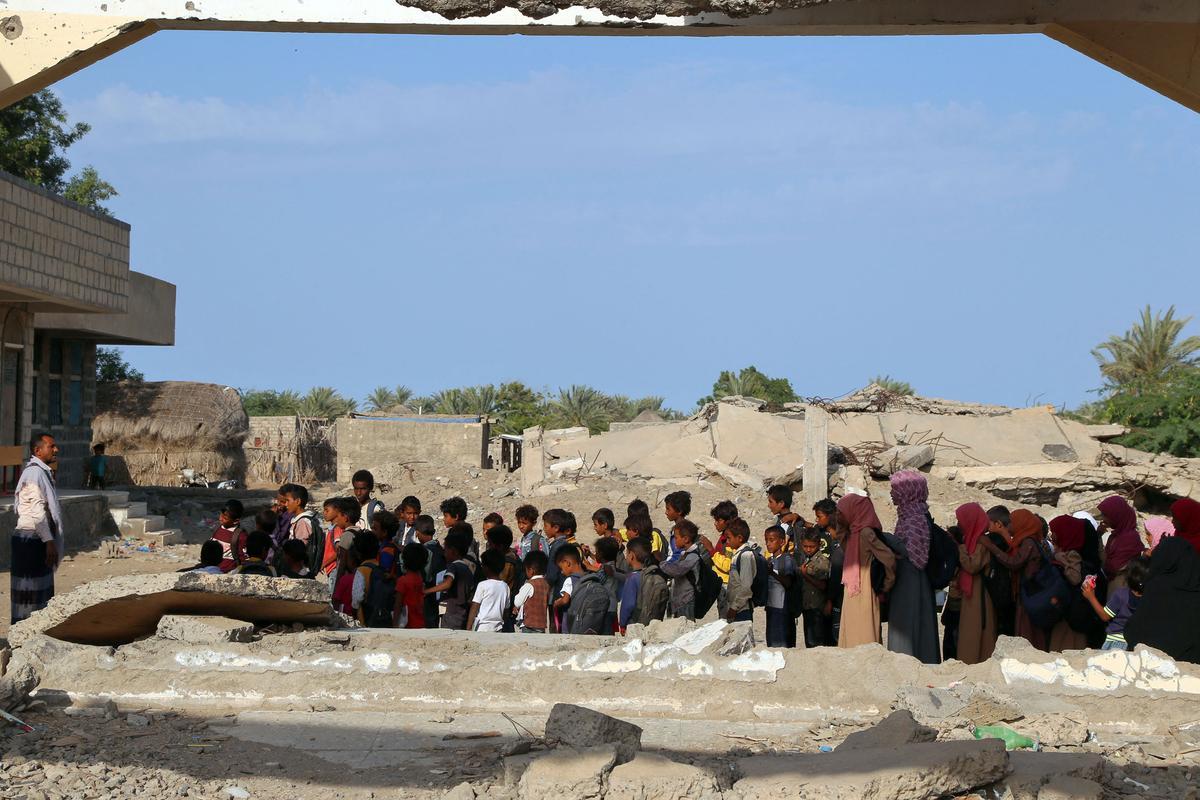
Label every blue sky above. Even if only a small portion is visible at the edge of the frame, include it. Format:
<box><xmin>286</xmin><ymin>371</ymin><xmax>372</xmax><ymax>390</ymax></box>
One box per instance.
<box><xmin>54</xmin><ymin>30</ymin><xmax>1200</xmax><ymax>412</ymax></box>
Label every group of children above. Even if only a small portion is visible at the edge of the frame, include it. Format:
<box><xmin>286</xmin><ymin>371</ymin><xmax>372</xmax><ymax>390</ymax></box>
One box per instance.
<box><xmin>192</xmin><ymin>473</ymin><xmax>842</xmax><ymax>644</ymax></box>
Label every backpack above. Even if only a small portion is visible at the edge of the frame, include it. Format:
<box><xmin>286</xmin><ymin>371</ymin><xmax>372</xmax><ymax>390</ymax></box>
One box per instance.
<box><xmin>378</xmin><ymin>540</ymin><xmax>400</xmax><ymax>577</ymax></box>
<box><xmin>924</xmin><ymin>516</ymin><xmax>960</xmax><ymax>591</ymax></box>
<box><xmin>291</xmin><ymin>512</ymin><xmax>325</xmax><ymax>575</ymax></box>
<box><xmin>1020</xmin><ymin>540</ymin><xmax>1073</xmax><ymax>629</ymax></box>
<box><xmin>363</xmin><ymin>499</ymin><xmax>385</xmax><ymax>528</ymax></box>
<box><xmin>238</xmin><ymin>561</ymin><xmax>275</xmax><ymax>578</ymax></box>
<box><xmin>690</xmin><ymin>550</ymin><xmax>723</xmax><ymax>618</ymax></box>
<box><xmin>362</xmin><ymin>563</ymin><xmax>396</xmax><ymax>628</ymax></box>
<box><xmin>749</xmin><ymin>550</ymin><xmax>771</xmax><ymax>609</ymax></box>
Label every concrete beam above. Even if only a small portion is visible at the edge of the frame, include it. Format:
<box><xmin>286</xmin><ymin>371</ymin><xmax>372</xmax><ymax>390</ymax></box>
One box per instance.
<box><xmin>35</xmin><ymin>271</ymin><xmax>176</xmax><ymax>346</ymax></box>
<box><xmin>2</xmin><ymin>2</ymin><xmax>1200</xmax><ymax>113</ymax></box>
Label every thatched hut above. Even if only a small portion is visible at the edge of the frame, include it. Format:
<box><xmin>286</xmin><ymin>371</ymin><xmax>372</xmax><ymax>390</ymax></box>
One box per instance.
<box><xmin>93</xmin><ymin>381</ymin><xmax>249</xmax><ymax>486</ymax></box>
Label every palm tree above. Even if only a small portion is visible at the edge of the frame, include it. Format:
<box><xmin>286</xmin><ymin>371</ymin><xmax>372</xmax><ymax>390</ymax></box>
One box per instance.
<box><xmin>366</xmin><ymin>386</ymin><xmax>397</xmax><ymax>412</ymax></box>
<box><xmin>551</xmin><ymin>385</ymin><xmax>610</xmax><ymax>433</ymax></box>
<box><xmin>392</xmin><ymin>385</ymin><xmax>414</xmax><ymax>408</ymax></box>
<box><xmin>298</xmin><ymin>387</ymin><xmax>355</xmax><ymax>419</ymax></box>
<box><xmin>869</xmin><ymin>375</ymin><xmax>915</xmax><ymax>396</ymax></box>
<box><xmin>460</xmin><ymin>385</ymin><xmax>501</xmax><ymax>417</ymax></box>
<box><xmin>433</xmin><ymin>388</ymin><xmax>469</xmax><ymax>415</ymax></box>
<box><xmin>703</xmin><ymin>367</ymin><xmax>768</xmax><ymax>404</ymax></box>
<box><xmin>1093</xmin><ymin>306</ymin><xmax>1200</xmax><ymax>388</ymax></box>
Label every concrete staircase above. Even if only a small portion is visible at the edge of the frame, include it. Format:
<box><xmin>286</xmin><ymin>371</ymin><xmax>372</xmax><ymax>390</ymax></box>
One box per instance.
<box><xmin>103</xmin><ymin>491</ymin><xmax>182</xmax><ymax>546</ymax></box>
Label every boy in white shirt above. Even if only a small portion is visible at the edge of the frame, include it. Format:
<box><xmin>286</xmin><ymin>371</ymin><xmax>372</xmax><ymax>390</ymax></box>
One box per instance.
<box><xmin>467</xmin><ymin>550</ymin><xmax>511</xmax><ymax>633</ymax></box>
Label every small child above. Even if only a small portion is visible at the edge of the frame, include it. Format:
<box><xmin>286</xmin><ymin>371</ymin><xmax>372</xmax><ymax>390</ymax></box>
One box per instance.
<box><xmin>235</xmin><ymin>532</ymin><xmax>277</xmax><ymax>577</ymax></box>
<box><xmin>278</xmin><ymin>539</ymin><xmax>312</xmax><ymax>579</ymax></box>
<box><xmin>798</xmin><ymin>528</ymin><xmax>831</xmax><ymax>647</ymax></box>
<box><xmin>86</xmin><ymin>443</ymin><xmax>108</xmax><ymax>490</ymax></box>
<box><xmin>708</xmin><ymin>500</ymin><xmax>739</xmax><ymax>590</ymax></box>
<box><xmin>725</xmin><ymin>518</ymin><xmax>757</xmax><ymax>624</ymax></box>
<box><xmin>589</xmin><ymin>536</ymin><xmax>626</xmax><ymax>633</ymax></box>
<box><xmin>766</xmin><ymin>485</ymin><xmax>795</xmax><ymax>535</ymax></box>
<box><xmin>482</xmin><ymin>512</ymin><xmax>504</xmax><ymax>534</ymax></box>
<box><xmin>662</xmin><ymin>490</ymin><xmax>692</xmax><ymax>562</ymax></box>
<box><xmin>467</xmin><ymin>550</ymin><xmax>512</xmax><ymax>632</ymax></box>
<box><xmin>558</xmin><ymin>544</ymin><xmax>611</xmax><ymax>635</ymax></box>
<box><xmin>658</xmin><ymin>519</ymin><xmax>703</xmax><ymax>620</ymax></box>
<box><xmin>625</xmin><ymin>537</ymin><xmax>669</xmax><ymax>627</ymax></box>
<box><xmin>763</xmin><ymin>525</ymin><xmax>797</xmax><ymax>648</ymax></box>
<box><xmin>372</xmin><ymin>509</ymin><xmax>402</xmax><ymax>578</ymax></box>
<box><xmin>426</xmin><ymin>531</ymin><xmax>478</xmax><ymax>630</ymax></box>
<box><xmin>212</xmin><ymin>499</ymin><xmax>248</xmax><ymax>573</ymax></box>
<box><xmin>486</xmin><ymin>523</ymin><xmax>523</xmax><ymax>631</ymax></box>
<box><xmin>513</xmin><ymin>550</ymin><xmax>551</xmax><ymax>633</ymax></box>
<box><xmin>394</xmin><ymin>542</ymin><xmax>429</xmax><ymax>628</ymax></box>
<box><xmin>330</xmin><ymin>534</ymin><xmax>358</xmax><ymax>616</ymax></box>
<box><xmin>515</xmin><ymin>505</ymin><xmax>544</xmax><ymax>560</ymax></box>
<box><xmin>351</xmin><ymin>469</ymin><xmax>385</xmax><ymax>528</ymax></box>
<box><xmin>544</xmin><ymin>508</ymin><xmax>576</xmax><ymax>618</ymax></box>
<box><xmin>352</xmin><ymin>532</ymin><xmax>392</xmax><ymax>627</ymax></box>
<box><xmin>626</xmin><ymin>499</ymin><xmax>667</xmax><ymax>558</ymax></box>
<box><xmin>181</xmin><ymin>540</ymin><xmax>224</xmax><ymax>574</ymax></box>
<box><xmin>396</xmin><ymin>496</ymin><xmax>422</xmax><ymax>546</ymax></box>
<box><xmin>440</xmin><ymin>496</ymin><xmax>469</xmax><ymax>537</ymax></box>
<box><xmin>415</xmin><ymin>514</ymin><xmax>445</xmax><ymax>629</ymax></box>
<box><xmin>592</xmin><ymin>508</ymin><xmax>617</xmax><ymax>539</ymax></box>
<box><xmin>1084</xmin><ymin>556</ymin><xmax>1149</xmax><ymax>651</ymax></box>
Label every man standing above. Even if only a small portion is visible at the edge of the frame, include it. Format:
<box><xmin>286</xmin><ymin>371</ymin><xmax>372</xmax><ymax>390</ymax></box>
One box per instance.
<box><xmin>12</xmin><ymin>433</ymin><xmax>63</xmax><ymax>624</ymax></box>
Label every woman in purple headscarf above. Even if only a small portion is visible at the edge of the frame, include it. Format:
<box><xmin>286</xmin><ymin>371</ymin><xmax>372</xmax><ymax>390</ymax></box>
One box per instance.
<box><xmin>1099</xmin><ymin>495</ymin><xmax>1145</xmax><ymax>590</ymax></box>
<box><xmin>886</xmin><ymin>470</ymin><xmax>941</xmax><ymax>664</ymax></box>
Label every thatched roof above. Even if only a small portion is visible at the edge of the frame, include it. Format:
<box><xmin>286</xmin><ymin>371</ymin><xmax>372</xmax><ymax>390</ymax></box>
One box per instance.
<box><xmin>633</xmin><ymin>409</ymin><xmax>666</xmax><ymax>423</ymax></box>
<box><xmin>94</xmin><ymin>381</ymin><xmax>248</xmax><ymax>450</ymax></box>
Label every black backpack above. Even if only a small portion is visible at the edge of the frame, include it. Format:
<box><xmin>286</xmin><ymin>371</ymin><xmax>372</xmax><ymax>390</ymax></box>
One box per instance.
<box><xmin>291</xmin><ymin>512</ymin><xmax>325</xmax><ymax>575</ymax></box>
<box><xmin>924</xmin><ymin>516</ymin><xmax>960</xmax><ymax>591</ymax></box>
<box><xmin>1020</xmin><ymin>540</ymin><xmax>1073</xmax><ymax>629</ymax></box>
<box><xmin>749</xmin><ymin>550</ymin><xmax>771</xmax><ymax>609</ymax></box>
<box><xmin>362</xmin><ymin>563</ymin><xmax>397</xmax><ymax>628</ymax></box>
<box><xmin>690</xmin><ymin>550</ymin><xmax>723</xmax><ymax>618</ymax></box>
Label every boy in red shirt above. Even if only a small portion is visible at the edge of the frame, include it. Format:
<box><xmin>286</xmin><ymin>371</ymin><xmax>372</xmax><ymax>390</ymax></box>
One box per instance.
<box><xmin>212</xmin><ymin>499</ymin><xmax>247</xmax><ymax>573</ymax></box>
<box><xmin>394</xmin><ymin>542</ymin><xmax>429</xmax><ymax>628</ymax></box>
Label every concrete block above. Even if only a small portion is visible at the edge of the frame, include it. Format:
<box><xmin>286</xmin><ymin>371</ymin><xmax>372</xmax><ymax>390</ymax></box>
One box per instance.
<box><xmin>544</xmin><ymin>703</ymin><xmax>642</xmax><ymax>764</ymax></box>
<box><xmin>870</xmin><ymin>445</ymin><xmax>935</xmax><ymax>478</ymax></box>
<box><xmin>732</xmin><ymin>739</ymin><xmax>1008</xmax><ymax>800</ymax></box>
<box><xmin>694</xmin><ymin>456</ymin><xmax>768</xmax><ymax>493</ymax></box>
<box><xmin>607</xmin><ymin>752</ymin><xmax>723</xmax><ymax>800</ymax></box>
<box><xmin>835</xmin><ymin>710</ymin><xmax>937</xmax><ymax>752</ymax></box>
<box><xmin>156</xmin><ymin>615</ymin><xmax>256</xmax><ymax>644</ymax></box>
<box><xmin>518</xmin><ymin>745</ymin><xmax>618</xmax><ymax>799</ymax></box>
<box><xmin>120</xmin><ymin>514</ymin><xmax>165</xmax><ymax>535</ymax></box>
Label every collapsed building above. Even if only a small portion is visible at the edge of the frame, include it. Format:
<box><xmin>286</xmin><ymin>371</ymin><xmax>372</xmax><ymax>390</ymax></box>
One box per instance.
<box><xmin>520</xmin><ymin>387</ymin><xmax>1200</xmax><ymax>520</ymax></box>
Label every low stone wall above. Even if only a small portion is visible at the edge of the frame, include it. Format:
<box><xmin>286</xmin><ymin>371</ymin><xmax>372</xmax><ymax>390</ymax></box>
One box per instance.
<box><xmin>0</xmin><ymin>492</ymin><xmax>116</xmax><ymax>568</ymax></box>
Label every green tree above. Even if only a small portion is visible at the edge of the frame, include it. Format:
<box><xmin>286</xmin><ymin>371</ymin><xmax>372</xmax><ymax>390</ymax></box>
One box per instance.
<box><xmin>460</xmin><ymin>385</ymin><xmax>501</xmax><ymax>417</ymax></box>
<box><xmin>432</xmin><ymin>388</ymin><xmax>468</xmax><ymax>415</ymax></box>
<box><xmin>240</xmin><ymin>389</ymin><xmax>300</xmax><ymax>416</ymax></box>
<box><xmin>64</xmin><ymin>166</ymin><xmax>118</xmax><ymax>215</ymax></box>
<box><xmin>0</xmin><ymin>89</ymin><xmax>117</xmax><ymax>212</ymax></box>
<box><xmin>366</xmin><ymin>386</ymin><xmax>397</xmax><ymax>412</ymax></box>
<box><xmin>95</xmin><ymin>346</ymin><xmax>144</xmax><ymax>384</ymax></box>
<box><xmin>495</xmin><ymin>381</ymin><xmax>548</xmax><ymax>435</ymax></box>
<box><xmin>1093</xmin><ymin>306</ymin><xmax>1200</xmax><ymax>389</ymax></box>
<box><xmin>700</xmin><ymin>366</ymin><xmax>798</xmax><ymax>407</ymax></box>
<box><xmin>297</xmin><ymin>387</ymin><xmax>355</xmax><ymax>419</ymax></box>
<box><xmin>550</xmin><ymin>385</ymin><xmax>610</xmax><ymax>434</ymax></box>
<box><xmin>869</xmin><ymin>375</ymin><xmax>915</xmax><ymax>396</ymax></box>
<box><xmin>1099</xmin><ymin>371</ymin><xmax>1200</xmax><ymax>457</ymax></box>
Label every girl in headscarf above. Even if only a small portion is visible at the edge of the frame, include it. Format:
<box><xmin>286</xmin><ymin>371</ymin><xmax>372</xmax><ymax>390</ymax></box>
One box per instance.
<box><xmin>978</xmin><ymin>508</ymin><xmax>1048</xmax><ymax>651</ymax></box>
<box><xmin>1171</xmin><ymin>498</ymin><xmax>1200</xmax><ymax>555</ymax></box>
<box><xmin>1099</xmin><ymin>496</ymin><xmax>1144</xmax><ymax>589</ymax></box>
<box><xmin>1047</xmin><ymin>515</ymin><xmax>1088</xmax><ymax>652</ymax></box>
<box><xmin>954</xmin><ymin>502</ymin><xmax>998</xmax><ymax>665</ymax></box>
<box><xmin>1144</xmin><ymin>517</ymin><xmax>1175</xmax><ymax>551</ymax></box>
<box><xmin>836</xmin><ymin>493</ymin><xmax>896</xmax><ymax>648</ymax></box>
<box><xmin>1124</xmin><ymin>537</ymin><xmax>1200</xmax><ymax>664</ymax></box>
<box><xmin>885</xmin><ymin>470</ymin><xmax>940</xmax><ymax>664</ymax></box>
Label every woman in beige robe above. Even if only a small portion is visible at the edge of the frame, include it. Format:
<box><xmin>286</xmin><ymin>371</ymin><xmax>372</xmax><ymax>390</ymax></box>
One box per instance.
<box><xmin>837</xmin><ymin>494</ymin><xmax>896</xmax><ymax>648</ymax></box>
<box><xmin>955</xmin><ymin>503</ymin><xmax>998</xmax><ymax>665</ymax></box>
